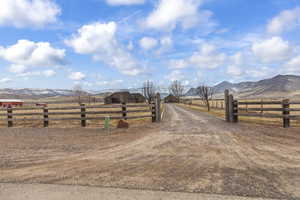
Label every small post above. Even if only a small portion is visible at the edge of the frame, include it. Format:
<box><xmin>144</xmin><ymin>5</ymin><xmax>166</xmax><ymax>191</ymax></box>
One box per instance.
<box><xmin>233</xmin><ymin>100</ymin><xmax>238</xmax><ymax>123</ymax></box>
<box><xmin>43</xmin><ymin>106</ymin><xmax>49</xmax><ymax>128</ymax></box>
<box><xmin>122</xmin><ymin>102</ymin><xmax>127</xmax><ymax>120</ymax></box>
<box><xmin>228</xmin><ymin>94</ymin><xmax>234</xmax><ymax>123</ymax></box>
<box><xmin>282</xmin><ymin>99</ymin><xmax>290</xmax><ymax>128</ymax></box>
<box><xmin>225</xmin><ymin>90</ymin><xmax>230</xmax><ymax>122</ymax></box>
<box><xmin>7</xmin><ymin>105</ymin><xmax>13</xmax><ymax>128</ymax></box>
<box><xmin>155</xmin><ymin>93</ymin><xmax>161</xmax><ymax>122</ymax></box>
<box><xmin>81</xmin><ymin>104</ymin><xmax>86</xmax><ymax>127</ymax></box>
<box><xmin>104</xmin><ymin>116</ymin><xmax>110</xmax><ymax>132</ymax></box>
<box><xmin>260</xmin><ymin>99</ymin><xmax>263</xmax><ymax>114</ymax></box>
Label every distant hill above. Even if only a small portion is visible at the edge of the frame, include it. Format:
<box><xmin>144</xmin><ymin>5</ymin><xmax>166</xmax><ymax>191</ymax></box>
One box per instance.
<box><xmin>185</xmin><ymin>74</ymin><xmax>300</xmax><ymax>99</ymax></box>
<box><xmin>0</xmin><ymin>88</ymin><xmax>90</xmax><ymax>99</ymax></box>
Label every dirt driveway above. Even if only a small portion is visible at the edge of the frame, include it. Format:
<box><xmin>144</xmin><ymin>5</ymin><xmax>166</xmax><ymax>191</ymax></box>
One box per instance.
<box><xmin>0</xmin><ymin>104</ymin><xmax>299</xmax><ymax>199</ymax></box>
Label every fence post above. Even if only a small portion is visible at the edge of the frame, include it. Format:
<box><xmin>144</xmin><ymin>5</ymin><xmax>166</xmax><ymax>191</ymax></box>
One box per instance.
<box><xmin>224</xmin><ymin>90</ymin><xmax>230</xmax><ymax>122</ymax></box>
<box><xmin>151</xmin><ymin>101</ymin><xmax>156</xmax><ymax>123</ymax></box>
<box><xmin>233</xmin><ymin>100</ymin><xmax>238</xmax><ymax>123</ymax></box>
<box><xmin>122</xmin><ymin>102</ymin><xmax>127</xmax><ymax>120</ymax></box>
<box><xmin>81</xmin><ymin>104</ymin><xmax>86</xmax><ymax>127</ymax></box>
<box><xmin>7</xmin><ymin>105</ymin><xmax>13</xmax><ymax>127</ymax></box>
<box><xmin>155</xmin><ymin>93</ymin><xmax>161</xmax><ymax>122</ymax></box>
<box><xmin>282</xmin><ymin>99</ymin><xmax>290</xmax><ymax>128</ymax></box>
<box><xmin>228</xmin><ymin>94</ymin><xmax>234</xmax><ymax>123</ymax></box>
<box><xmin>43</xmin><ymin>106</ymin><xmax>49</xmax><ymax>128</ymax></box>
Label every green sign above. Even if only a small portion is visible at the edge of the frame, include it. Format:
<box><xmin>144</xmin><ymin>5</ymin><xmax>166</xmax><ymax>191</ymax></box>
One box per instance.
<box><xmin>104</xmin><ymin>116</ymin><xmax>110</xmax><ymax>130</ymax></box>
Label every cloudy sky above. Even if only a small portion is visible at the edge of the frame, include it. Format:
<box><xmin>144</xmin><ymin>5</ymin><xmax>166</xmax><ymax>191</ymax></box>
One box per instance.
<box><xmin>0</xmin><ymin>0</ymin><xmax>300</xmax><ymax>90</ymax></box>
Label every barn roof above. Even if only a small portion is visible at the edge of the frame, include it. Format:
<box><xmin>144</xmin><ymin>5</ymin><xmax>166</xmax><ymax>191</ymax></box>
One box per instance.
<box><xmin>0</xmin><ymin>99</ymin><xmax>24</xmax><ymax>103</ymax></box>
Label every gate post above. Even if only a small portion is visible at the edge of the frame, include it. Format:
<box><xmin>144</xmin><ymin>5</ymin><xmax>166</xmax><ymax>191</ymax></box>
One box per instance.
<box><xmin>43</xmin><ymin>106</ymin><xmax>49</xmax><ymax>128</ymax></box>
<box><xmin>233</xmin><ymin>100</ymin><xmax>238</xmax><ymax>123</ymax></box>
<box><xmin>7</xmin><ymin>105</ymin><xmax>13</xmax><ymax>128</ymax></box>
<box><xmin>81</xmin><ymin>104</ymin><xmax>86</xmax><ymax>127</ymax></box>
<box><xmin>224</xmin><ymin>89</ymin><xmax>230</xmax><ymax>122</ymax></box>
<box><xmin>155</xmin><ymin>93</ymin><xmax>161</xmax><ymax>122</ymax></box>
<box><xmin>228</xmin><ymin>94</ymin><xmax>234</xmax><ymax>123</ymax></box>
<box><xmin>151</xmin><ymin>101</ymin><xmax>156</xmax><ymax>123</ymax></box>
<box><xmin>122</xmin><ymin>102</ymin><xmax>127</xmax><ymax>120</ymax></box>
<box><xmin>282</xmin><ymin>99</ymin><xmax>290</xmax><ymax>128</ymax></box>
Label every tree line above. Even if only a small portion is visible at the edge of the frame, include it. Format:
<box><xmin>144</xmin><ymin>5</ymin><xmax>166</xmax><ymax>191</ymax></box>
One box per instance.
<box><xmin>142</xmin><ymin>80</ymin><xmax>215</xmax><ymax>111</ymax></box>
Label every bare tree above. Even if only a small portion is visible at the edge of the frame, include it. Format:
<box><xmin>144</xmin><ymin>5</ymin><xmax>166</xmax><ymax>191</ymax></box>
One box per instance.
<box><xmin>73</xmin><ymin>84</ymin><xmax>84</xmax><ymax>104</ymax></box>
<box><xmin>142</xmin><ymin>80</ymin><xmax>156</xmax><ymax>103</ymax></box>
<box><xmin>169</xmin><ymin>80</ymin><xmax>184</xmax><ymax>103</ymax></box>
<box><xmin>197</xmin><ymin>85</ymin><xmax>215</xmax><ymax>111</ymax></box>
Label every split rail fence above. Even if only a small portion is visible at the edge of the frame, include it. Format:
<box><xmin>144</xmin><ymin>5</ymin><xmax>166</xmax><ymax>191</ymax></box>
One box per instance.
<box><xmin>0</xmin><ymin>94</ymin><xmax>161</xmax><ymax>128</ymax></box>
<box><xmin>181</xmin><ymin>91</ymin><xmax>300</xmax><ymax>128</ymax></box>
<box><xmin>224</xmin><ymin>90</ymin><xmax>300</xmax><ymax>128</ymax></box>
<box><xmin>181</xmin><ymin>98</ymin><xmax>225</xmax><ymax>110</ymax></box>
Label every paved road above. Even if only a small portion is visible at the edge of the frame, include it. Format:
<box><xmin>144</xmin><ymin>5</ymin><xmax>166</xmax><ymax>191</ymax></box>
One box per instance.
<box><xmin>0</xmin><ymin>104</ymin><xmax>299</xmax><ymax>199</ymax></box>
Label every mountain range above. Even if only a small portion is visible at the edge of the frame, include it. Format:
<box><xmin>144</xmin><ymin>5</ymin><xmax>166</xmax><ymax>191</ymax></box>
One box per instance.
<box><xmin>185</xmin><ymin>75</ymin><xmax>300</xmax><ymax>99</ymax></box>
<box><xmin>1</xmin><ymin>74</ymin><xmax>300</xmax><ymax>100</ymax></box>
<box><xmin>0</xmin><ymin>88</ymin><xmax>90</xmax><ymax>99</ymax></box>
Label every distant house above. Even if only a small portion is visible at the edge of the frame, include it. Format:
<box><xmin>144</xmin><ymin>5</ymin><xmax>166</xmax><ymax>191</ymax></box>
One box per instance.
<box><xmin>164</xmin><ymin>95</ymin><xmax>179</xmax><ymax>103</ymax></box>
<box><xmin>0</xmin><ymin>99</ymin><xmax>24</xmax><ymax>107</ymax></box>
<box><xmin>104</xmin><ymin>92</ymin><xmax>146</xmax><ymax>104</ymax></box>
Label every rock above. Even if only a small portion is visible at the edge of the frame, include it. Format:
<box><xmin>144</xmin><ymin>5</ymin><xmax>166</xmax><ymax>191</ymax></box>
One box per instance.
<box><xmin>117</xmin><ymin>120</ymin><xmax>129</xmax><ymax>129</ymax></box>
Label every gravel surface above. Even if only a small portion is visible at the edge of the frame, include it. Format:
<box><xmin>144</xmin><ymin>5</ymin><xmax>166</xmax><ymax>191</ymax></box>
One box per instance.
<box><xmin>0</xmin><ymin>104</ymin><xmax>299</xmax><ymax>199</ymax></box>
<box><xmin>0</xmin><ymin>183</ymin><xmax>278</xmax><ymax>200</ymax></box>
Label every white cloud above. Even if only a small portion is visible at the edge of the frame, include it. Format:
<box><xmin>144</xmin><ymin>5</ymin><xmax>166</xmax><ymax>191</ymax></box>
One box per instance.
<box><xmin>145</xmin><ymin>0</ymin><xmax>207</xmax><ymax>31</ymax></box>
<box><xmin>0</xmin><ymin>0</ymin><xmax>60</xmax><ymax>28</ymax></box>
<box><xmin>106</xmin><ymin>0</ymin><xmax>145</xmax><ymax>5</ymax></box>
<box><xmin>252</xmin><ymin>37</ymin><xmax>291</xmax><ymax>63</ymax></box>
<box><xmin>43</xmin><ymin>69</ymin><xmax>56</xmax><ymax>77</ymax></box>
<box><xmin>246</xmin><ymin>67</ymin><xmax>273</xmax><ymax>78</ymax></box>
<box><xmin>227</xmin><ymin>65</ymin><xmax>242</xmax><ymax>76</ymax></box>
<box><xmin>285</xmin><ymin>55</ymin><xmax>300</xmax><ymax>73</ymax></box>
<box><xmin>156</xmin><ymin>36</ymin><xmax>173</xmax><ymax>54</ymax></box>
<box><xmin>0</xmin><ymin>40</ymin><xmax>66</xmax><ymax>70</ymax></box>
<box><xmin>127</xmin><ymin>41</ymin><xmax>134</xmax><ymax>50</ymax></box>
<box><xmin>189</xmin><ymin>44</ymin><xmax>226</xmax><ymax>69</ymax></box>
<box><xmin>267</xmin><ymin>6</ymin><xmax>300</xmax><ymax>35</ymax></box>
<box><xmin>69</xmin><ymin>72</ymin><xmax>86</xmax><ymax>81</ymax></box>
<box><xmin>8</xmin><ymin>64</ymin><xmax>28</xmax><ymax>74</ymax></box>
<box><xmin>231</xmin><ymin>52</ymin><xmax>244</xmax><ymax>66</ymax></box>
<box><xmin>65</xmin><ymin>22</ymin><xmax>143</xmax><ymax>76</ymax></box>
<box><xmin>0</xmin><ymin>78</ymin><xmax>12</xmax><ymax>83</ymax></box>
<box><xmin>139</xmin><ymin>37</ymin><xmax>158</xmax><ymax>50</ymax></box>
<box><xmin>166</xmin><ymin>70</ymin><xmax>185</xmax><ymax>81</ymax></box>
<box><xmin>96</xmin><ymin>79</ymin><xmax>124</xmax><ymax>87</ymax></box>
<box><xmin>169</xmin><ymin>59</ymin><xmax>188</xmax><ymax>69</ymax></box>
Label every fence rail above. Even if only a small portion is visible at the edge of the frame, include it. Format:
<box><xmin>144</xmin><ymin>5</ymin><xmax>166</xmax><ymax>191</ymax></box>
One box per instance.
<box><xmin>224</xmin><ymin>90</ymin><xmax>300</xmax><ymax>128</ymax></box>
<box><xmin>181</xmin><ymin>99</ymin><xmax>225</xmax><ymax>110</ymax></box>
<box><xmin>0</xmin><ymin>98</ymin><xmax>161</xmax><ymax>128</ymax></box>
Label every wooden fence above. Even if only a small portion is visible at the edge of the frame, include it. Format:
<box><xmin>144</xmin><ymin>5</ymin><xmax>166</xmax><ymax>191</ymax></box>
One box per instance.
<box><xmin>224</xmin><ymin>90</ymin><xmax>300</xmax><ymax>128</ymax></box>
<box><xmin>0</xmin><ymin>94</ymin><xmax>162</xmax><ymax>128</ymax></box>
<box><xmin>181</xmin><ymin>98</ymin><xmax>225</xmax><ymax>110</ymax></box>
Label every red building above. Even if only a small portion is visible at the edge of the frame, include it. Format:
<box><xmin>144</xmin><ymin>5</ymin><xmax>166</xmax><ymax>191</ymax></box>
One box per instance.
<box><xmin>0</xmin><ymin>99</ymin><xmax>24</xmax><ymax>107</ymax></box>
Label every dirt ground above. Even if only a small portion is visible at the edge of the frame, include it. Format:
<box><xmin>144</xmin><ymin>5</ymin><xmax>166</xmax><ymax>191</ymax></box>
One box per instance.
<box><xmin>0</xmin><ymin>104</ymin><xmax>299</xmax><ymax>199</ymax></box>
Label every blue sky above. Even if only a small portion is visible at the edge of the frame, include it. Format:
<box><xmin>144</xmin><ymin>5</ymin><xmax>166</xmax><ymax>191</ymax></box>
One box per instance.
<box><xmin>0</xmin><ymin>0</ymin><xmax>300</xmax><ymax>90</ymax></box>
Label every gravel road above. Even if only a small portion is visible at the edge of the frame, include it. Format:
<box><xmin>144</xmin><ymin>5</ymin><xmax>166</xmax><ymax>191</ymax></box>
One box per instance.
<box><xmin>0</xmin><ymin>104</ymin><xmax>299</xmax><ymax>199</ymax></box>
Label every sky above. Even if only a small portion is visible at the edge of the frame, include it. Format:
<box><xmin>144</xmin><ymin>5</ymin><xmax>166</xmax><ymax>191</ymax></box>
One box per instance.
<box><xmin>0</xmin><ymin>0</ymin><xmax>300</xmax><ymax>91</ymax></box>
